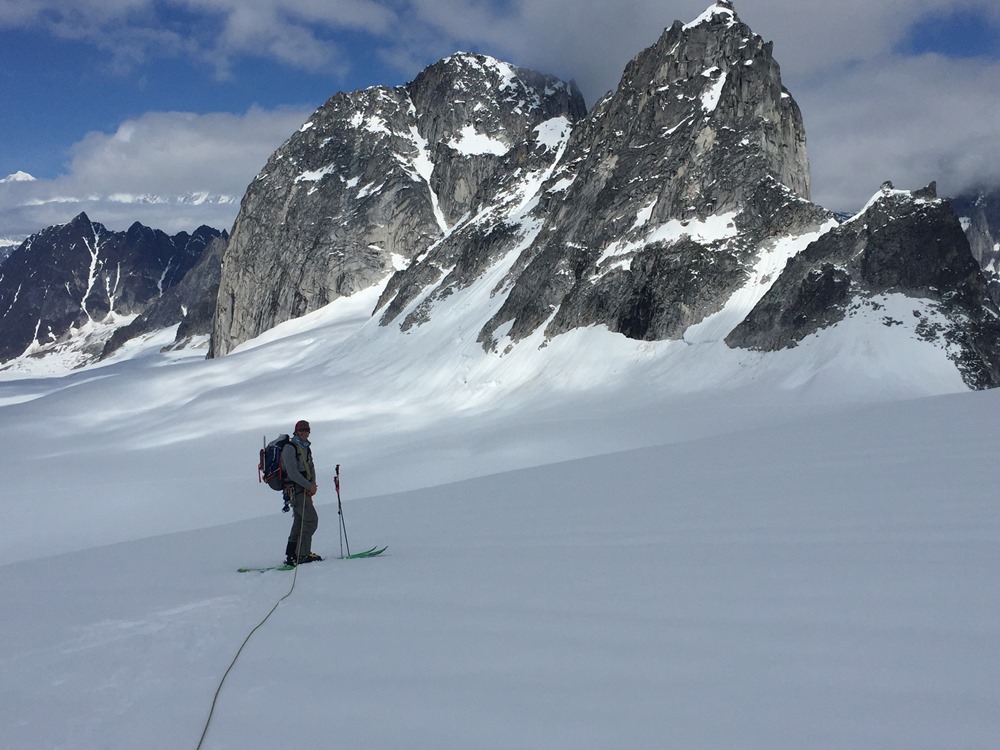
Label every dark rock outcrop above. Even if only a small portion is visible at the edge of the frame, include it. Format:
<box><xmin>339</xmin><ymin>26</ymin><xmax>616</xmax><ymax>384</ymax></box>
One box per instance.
<box><xmin>727</xmin><ymin>183</ymin><xmax>1000</xmax><ymax>388</ymax></box>
<box><xmin>0</xmin><ymin>213</ymin><xmax>222</xmax><ymax>362</ymax></box>
<box><xmin>211</xmin><ymin>54</ymin><xmax>586</xmax><ymax>356</ymax></box>
<box><xmin>374</xmin><ymin>1</ymin><xmax>828</xmax><ymax>349</ymax></box>
<box><xmin>101</xmin><ymin>234</ymin><xmax>227</xmax><ymax>358</ymax></box>
<box><xmin>950</xmin><ymin>188</ymin><xmax>1000</xmax><ymax>305</ymax></box>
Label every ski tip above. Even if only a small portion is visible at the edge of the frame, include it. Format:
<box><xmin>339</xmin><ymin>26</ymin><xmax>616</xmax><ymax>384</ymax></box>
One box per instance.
<box><xmin>344</xmin><ymin>545</ymin><xmax>387</xmax><ymax>559</ymax></box>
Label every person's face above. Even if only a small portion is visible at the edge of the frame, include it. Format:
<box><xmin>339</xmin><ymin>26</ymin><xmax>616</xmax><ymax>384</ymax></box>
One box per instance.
<box><xmin>297</xmin><ymin>427</ymin><xmax>311</xmax><ymax>439</ymax></box>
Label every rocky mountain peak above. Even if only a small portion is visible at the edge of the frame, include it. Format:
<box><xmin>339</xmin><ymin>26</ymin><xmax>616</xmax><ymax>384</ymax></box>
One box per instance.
<box><xmin>0</xmin><ymin>215</ymin><xmax>223</xmax><ymax>366</ymax></box>
<box><xmin>450</xmin><ymin>2</ymin><xmax>821</xmax><ymax>349</ymax></box>
<box><xmin>727</xmin><ymin>182</ymin><xmax>1000</xmax><ymax>388</ymax></box>
<box><xmin>200</xmin><ymin>3</ymin><xmax>1000</xmax><ymax>389</ymax></box>
<box><xmin>407</xmin><ymin>53</ymin><xmax>584</xmax><ymax>152</ymax></box>
<box><xmin>211</xmin><ymin>52</ymin><xmax>587</xmax><ymax>356</ymax></box>
<box><xmin>615</xmin><ymin>0</ymin><xmax>810</xmax><ymax>209</ymax></box>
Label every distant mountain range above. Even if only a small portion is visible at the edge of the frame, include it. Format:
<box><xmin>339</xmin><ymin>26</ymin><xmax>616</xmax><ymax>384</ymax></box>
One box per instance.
<box><xmin>0</xmin><ymin>213</ymin><xmax>225</xmax><ymax>369</ymax></box>
<box><xmin>0</xmin><ymin>175</ymin><xmax>238</xmax><ymax>213</ymax></box>
<box><xmin>3</xmin><ymin>0</ymin><xmax>1000</xmax><ymax>389</ymax></box>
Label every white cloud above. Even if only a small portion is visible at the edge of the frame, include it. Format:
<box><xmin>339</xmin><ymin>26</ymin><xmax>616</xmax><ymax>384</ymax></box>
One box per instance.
<box><xmin>797</xmin><ymin>53</ymin><xmax>1000</xmax><ymax>210</ymax></box>
<box><xmin>0</xmin><ymin>107</ymin><xmax>312</xmax><ymax>238</ymax></box>
<box><xmin>5</xmin><ymin>0</ymin><xmax>1000</xmax><ymax>237</ymax></box>
<box><xmin>2</xmin><ymin>0</ymin><xmax>396</xmax><ymax>77</ymax></box>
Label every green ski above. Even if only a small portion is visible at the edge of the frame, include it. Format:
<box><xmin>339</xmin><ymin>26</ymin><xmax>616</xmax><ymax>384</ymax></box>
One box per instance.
<box><xmin>345</xmin><ymin>546</ymin><xmax>387</xmax><ymax>559</ymax></box>
<box><xmin>239</xmin><ymin>547</ymin><xmax>385</xmax><ymax>571</ymax></box>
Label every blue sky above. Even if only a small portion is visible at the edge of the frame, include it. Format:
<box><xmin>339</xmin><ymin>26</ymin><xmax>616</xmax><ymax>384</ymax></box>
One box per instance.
<box><xmin>2</xmin><ymin>0</ymin><xmax>1000</xmax><ymax>239</ymax></box>
<box><xmin>902</xmin><ymin>8</ymin><xmax>1000</xmax><ymax>58</ymax></box>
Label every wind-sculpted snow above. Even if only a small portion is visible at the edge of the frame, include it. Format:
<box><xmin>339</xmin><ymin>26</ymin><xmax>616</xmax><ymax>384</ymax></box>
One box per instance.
<box><xmin>0</xmin><ymin>278</ymin><xmax>997</xmax><ymax>747</ymax></box>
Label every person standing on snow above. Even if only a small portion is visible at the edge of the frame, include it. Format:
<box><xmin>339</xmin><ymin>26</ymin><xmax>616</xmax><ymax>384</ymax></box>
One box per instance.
<box><xmin>283</xmin><ymin>420</ymin><xmax>321</xmax><ymax>565</ymax></box>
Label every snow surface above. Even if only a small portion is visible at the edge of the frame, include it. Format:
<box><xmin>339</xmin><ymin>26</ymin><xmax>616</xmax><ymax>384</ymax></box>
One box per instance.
<box><xmin>447</xmin><ymin>125</ymin><xmax>509</xmax><ymax>156</ymax></box>
<box><xmin>684</xmin><ymin>3</ymin><xmax>737</xmax><ymax>31</ymax></box>
<box><xmin>597</xmin><ymin>210</ymin><xmax>740</xmax><ymax>274</ymax></box>
<box><xmin>533</xmin><ymin>116</ymin><xmax>572</xmax><ymax>151</ymax></box>
<box><xmin>1</xmin><ymin>267</ymin><xmax>998</xmax><ymax>749</ymax></box>
<box><xmin>700</xmin><ymin>67</ymin><xmax>728</xmax><ymax>114</ymax></box>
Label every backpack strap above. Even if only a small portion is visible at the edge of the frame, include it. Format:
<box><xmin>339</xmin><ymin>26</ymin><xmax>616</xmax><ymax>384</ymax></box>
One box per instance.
<box><xmin>294</xmin><ymin>442</ymin><xmax>314</xmax><ymax>482</ymax></box>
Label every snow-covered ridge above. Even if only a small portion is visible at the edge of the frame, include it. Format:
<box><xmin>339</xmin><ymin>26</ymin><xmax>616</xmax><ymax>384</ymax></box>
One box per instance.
<box><xmin>844</xmin><ymin>181</ymin><xmax>940</xmax><ymax>225</ymax></box>
<box><xmin>108</xmin><ymin>192</ymin><xmax>238</xmax><ymax>206</ymax></box>
<box><xmin>684</xmin><ymin>1</ymin><xmax>737</xmax><ymax>30</ymax></box>
<box><xmin>0</xmin><ymin>170</ymin><xmax>36</xmax><ymax>183</ymax></box>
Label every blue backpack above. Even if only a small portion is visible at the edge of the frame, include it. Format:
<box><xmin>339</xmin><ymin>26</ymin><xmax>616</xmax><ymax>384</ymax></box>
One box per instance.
<box><xmin>258</xmin><ymin>434</ymin><xmax>292</xmax><ymax>490</ymax></box>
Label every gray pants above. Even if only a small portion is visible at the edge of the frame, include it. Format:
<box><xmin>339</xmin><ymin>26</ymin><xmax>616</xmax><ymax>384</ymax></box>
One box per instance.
<box><xmin>286</xmin><ymin>486</ymin><xmax>319</xmax><ymax>557</ymax></box>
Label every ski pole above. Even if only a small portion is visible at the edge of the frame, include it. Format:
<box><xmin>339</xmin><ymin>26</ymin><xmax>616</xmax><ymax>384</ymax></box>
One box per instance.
<box><xmin>335</xmin><ymin>464</ymin><xmax>351</xmax><ymax>558</ymax></box>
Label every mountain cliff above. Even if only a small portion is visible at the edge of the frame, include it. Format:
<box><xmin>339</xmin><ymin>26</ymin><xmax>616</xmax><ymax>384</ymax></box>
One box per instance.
<box><xmin>950</xmin><ymin>188</ymin><xmax>1000</xmax><ymax>304</ymax></box>
<box><xmin>210</xmin><ymin>54</ymin><xmax>585</xmax><ymax>356</ymax></box>
<box><xmin>369</xmin><ymin>2</ymin><xmax>829</xmax><ymax>351</ymax></box>
<box><xmin>213</xmin><ymin>1</ymin><xmax>828</xmax><ymax>357</ymax></box>
<box><xmin>728</xmin><ymin>182</ymin><xmax>1000</xmax><ymax>388</ymax></box>
<box><xmin>0</xmin><ymin>213</ymin><xmax>222</xmax><ymax>365</ymax></box>
<box><xmin>202</xmin><ymin>1</ymin><xmax>1000</xmax><ymax>389</ymax></box>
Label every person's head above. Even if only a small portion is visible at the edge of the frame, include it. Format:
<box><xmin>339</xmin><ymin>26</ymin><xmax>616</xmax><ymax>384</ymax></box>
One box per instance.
<box><xmin>294</xmin><ymin>419</ymin><xmax>311</xmax><ymax>439</ymax></box>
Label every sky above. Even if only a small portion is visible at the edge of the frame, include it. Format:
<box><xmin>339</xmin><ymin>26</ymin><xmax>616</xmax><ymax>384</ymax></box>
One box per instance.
<box><xmin>1</xmin><ymin>0</ymin><xmax>1000</xmax><ymax>240</ymax></box>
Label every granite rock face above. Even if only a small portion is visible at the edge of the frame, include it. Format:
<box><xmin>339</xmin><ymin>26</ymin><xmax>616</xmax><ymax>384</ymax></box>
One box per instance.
<box><xmin>210</xmin><ymin>54</ymin><xmax>585</xmax><ymax>356</ymax></box>
<box><xmin>203</xmin><ymin>1</ymin><xmax>1000</xmax><ymax>389</ymax></box>
<box><xmin>727</xmin><ymin>183</ymin><xmax>1000</xmax><ymax>388</ymax></box>
<box><xmin>373</xmin><ymin>1</ymin><xmax>826</xmax><ymax>349</ymax></box>
<box><xmin>950</xmin><ymin>189</ymin><xmax>1000</xmax><ymax>305</ymax></box>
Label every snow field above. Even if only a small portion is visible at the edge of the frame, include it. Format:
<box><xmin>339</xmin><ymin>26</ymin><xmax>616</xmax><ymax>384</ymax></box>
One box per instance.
<box><xmin>1</xmin><ymin>256</ymin><xmax>998</xmax><ymax>748</ymax></box>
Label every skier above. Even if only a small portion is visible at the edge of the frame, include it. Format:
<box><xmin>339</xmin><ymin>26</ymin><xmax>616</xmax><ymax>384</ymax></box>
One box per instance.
<box><xmin>283</xmin><ymin>420</ymin><xmax>322</xmax><ymax>565</ymax></box>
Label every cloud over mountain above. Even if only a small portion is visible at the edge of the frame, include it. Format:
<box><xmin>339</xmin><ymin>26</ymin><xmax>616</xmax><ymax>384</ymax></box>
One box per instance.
<box><xmin>0</xmin><ymin>107</ymin><xmax>311</xmax><ymax>237</ymax></box>
<box><xmin>3</xmin><ymin>0</ymin><xmax>1000</xmax><ymax>237</ymax></box>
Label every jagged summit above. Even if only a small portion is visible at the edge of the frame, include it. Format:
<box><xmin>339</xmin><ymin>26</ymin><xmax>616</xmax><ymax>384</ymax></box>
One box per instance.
<box><xmin>200</xmin><ymin>4</ymin><xmax>1000</xmax><ymax>388</ymax></box>
<box><xmin>684</xmin><ymin>1</ymin><xmax>737</xmax><ymax>30</ymax></box>
<box><xmin>211</xmin><ymin>51</ymin><xmax>586</xmax><ymax>356</ymax></box>
<box><xmin>462</xmin><ymin>2</ymin><xmax>820</xmax><ymax>348</ymax></box>
<box><xmin>210</xmin><ymin>2</ymin><xmax>821</xmax><ymax>357</ymax></box>
<box><xmin>0</xmin><ymin>215</ymin><xmax>223</xmax><ymax>366</ymax></box>
<box><xmin>727</xmin><ymin>181</ymin><xmax>1000</xmax><ymax>388</ymax></box>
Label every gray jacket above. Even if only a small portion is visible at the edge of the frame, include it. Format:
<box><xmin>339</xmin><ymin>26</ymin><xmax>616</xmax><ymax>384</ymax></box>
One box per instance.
<box><xmin>281</xmin><ymin>438</ymin><xmax>315</xmax><ymax>490</ymax></box>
